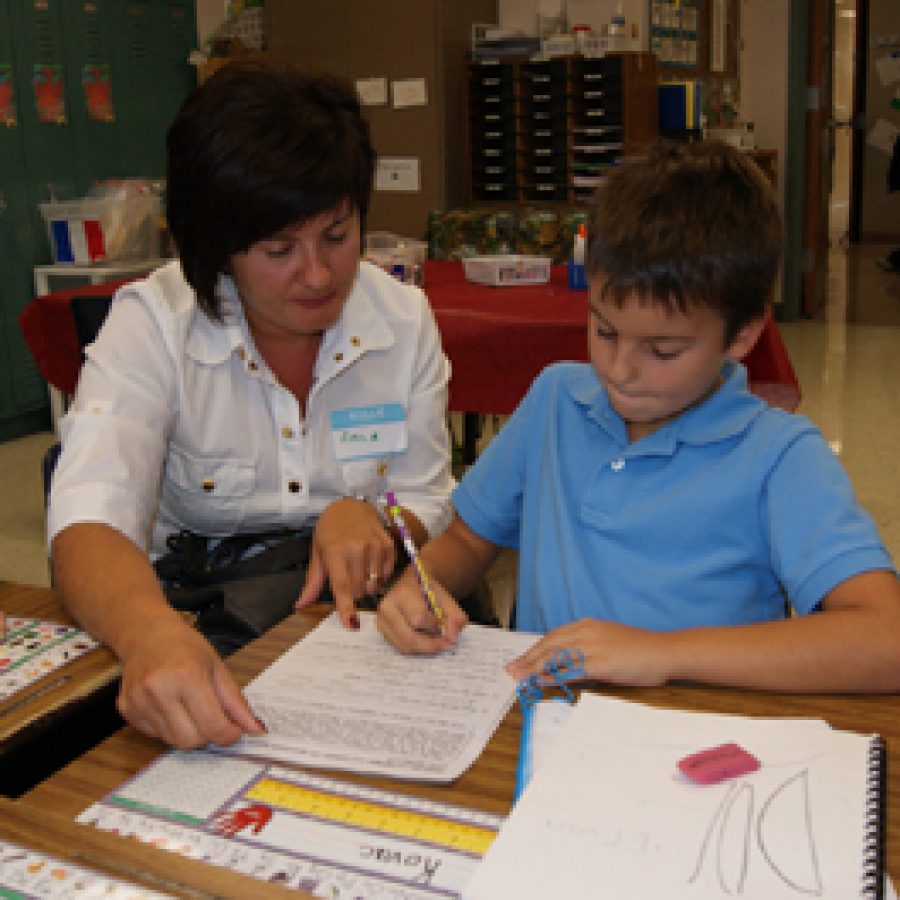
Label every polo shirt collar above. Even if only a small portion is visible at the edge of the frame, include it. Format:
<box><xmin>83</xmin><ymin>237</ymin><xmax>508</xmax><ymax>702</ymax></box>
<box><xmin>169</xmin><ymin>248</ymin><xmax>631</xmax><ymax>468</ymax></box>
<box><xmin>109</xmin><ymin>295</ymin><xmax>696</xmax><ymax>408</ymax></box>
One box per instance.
<box><xmin>569</xmin><ymin>360</ymin><xmax>764</xmax><ymax>452</ymax></box>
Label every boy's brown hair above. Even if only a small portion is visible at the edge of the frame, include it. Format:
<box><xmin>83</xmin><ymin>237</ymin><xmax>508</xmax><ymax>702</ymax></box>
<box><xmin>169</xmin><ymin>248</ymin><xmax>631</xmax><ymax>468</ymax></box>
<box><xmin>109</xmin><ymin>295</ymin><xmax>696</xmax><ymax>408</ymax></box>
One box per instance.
<box><xmin>587</xmin><ymin>140</ymin><xmax>782</xmax><ymax>343</ymax></box>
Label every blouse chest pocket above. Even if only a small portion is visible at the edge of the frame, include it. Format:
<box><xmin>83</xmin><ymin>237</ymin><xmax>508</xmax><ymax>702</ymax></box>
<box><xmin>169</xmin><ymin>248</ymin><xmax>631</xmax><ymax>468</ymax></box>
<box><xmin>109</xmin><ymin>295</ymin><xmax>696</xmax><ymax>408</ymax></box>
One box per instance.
<box><xmin>162</xmin><ymin>445</ymin><xmax>256</xmax><ymax>535</ymax></box>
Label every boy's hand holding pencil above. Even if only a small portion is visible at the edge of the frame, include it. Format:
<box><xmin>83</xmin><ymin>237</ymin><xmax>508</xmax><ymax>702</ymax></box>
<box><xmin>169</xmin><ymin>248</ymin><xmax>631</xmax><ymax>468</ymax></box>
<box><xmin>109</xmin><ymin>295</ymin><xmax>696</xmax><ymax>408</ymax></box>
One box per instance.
<box><xmin>377</xmin><ymin>492</ymin><xmax>467</xmax><ymax>653</ymax></box>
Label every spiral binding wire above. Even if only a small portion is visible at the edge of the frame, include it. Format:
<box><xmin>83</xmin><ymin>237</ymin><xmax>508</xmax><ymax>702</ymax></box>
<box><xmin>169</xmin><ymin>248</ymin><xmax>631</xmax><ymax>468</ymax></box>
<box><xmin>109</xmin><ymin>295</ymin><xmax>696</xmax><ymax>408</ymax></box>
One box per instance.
<box><xmin>861</xmin><ymin>735</ymin><xmax>886</xmax><ymax>899</ymax></box>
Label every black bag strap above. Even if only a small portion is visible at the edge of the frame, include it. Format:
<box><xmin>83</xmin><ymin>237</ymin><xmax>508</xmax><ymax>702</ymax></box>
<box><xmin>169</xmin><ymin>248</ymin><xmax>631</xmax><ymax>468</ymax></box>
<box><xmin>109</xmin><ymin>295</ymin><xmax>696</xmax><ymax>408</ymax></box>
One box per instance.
<box><xmin>154</xmin><ymin>528</ymin><xmax>313</xmax><ymax>590</ymax></box>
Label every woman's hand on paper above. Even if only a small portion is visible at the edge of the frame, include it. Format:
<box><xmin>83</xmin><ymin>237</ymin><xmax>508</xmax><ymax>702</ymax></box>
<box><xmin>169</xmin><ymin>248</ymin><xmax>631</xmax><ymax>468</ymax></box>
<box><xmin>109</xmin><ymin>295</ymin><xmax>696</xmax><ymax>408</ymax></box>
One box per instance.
<box><xmin>376</xmin><ymin>571</ymin><xmax>467</xmax><ymax>654</ymax></box>
<box><xmin>116</xmin><ymin>617</ymin><xmax>266</xmax><ymax>750</ymax></box>
<box><xmin>296</xmin><ymin>498</ymin><xmax>397</xmax><ymax>627</ymax></box>
<box><xmin>505</xmin><ymin>618</ymin><xmax>671</xmax><ymax>687</ymax></box>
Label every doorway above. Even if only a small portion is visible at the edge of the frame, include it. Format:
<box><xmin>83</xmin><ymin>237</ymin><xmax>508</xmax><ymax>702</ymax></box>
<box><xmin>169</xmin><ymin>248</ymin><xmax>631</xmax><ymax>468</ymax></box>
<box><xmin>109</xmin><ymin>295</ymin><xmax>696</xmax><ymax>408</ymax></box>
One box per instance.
<box><xmin>830</xmin><ymin>0</ymin><xmax>857</xmax><ymax>246</ymax></box>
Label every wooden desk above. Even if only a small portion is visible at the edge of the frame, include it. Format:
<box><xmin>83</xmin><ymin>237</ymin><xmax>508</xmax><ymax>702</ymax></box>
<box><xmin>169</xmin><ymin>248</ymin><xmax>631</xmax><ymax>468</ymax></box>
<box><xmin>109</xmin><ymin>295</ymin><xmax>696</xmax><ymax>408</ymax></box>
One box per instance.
<box><xmin>20</xmin><ymin>603</ymin><xmax>899</xmax><ymax>887</ymax></box>
<box><xmin>0</xmin><ymin>581</ymin><xmax>120</xmax><ymax>756</ymax></box>
<box><xmin>0</xmin><ymin>797</ymin><xmax>294</xmax><ymax>898</ymax></box>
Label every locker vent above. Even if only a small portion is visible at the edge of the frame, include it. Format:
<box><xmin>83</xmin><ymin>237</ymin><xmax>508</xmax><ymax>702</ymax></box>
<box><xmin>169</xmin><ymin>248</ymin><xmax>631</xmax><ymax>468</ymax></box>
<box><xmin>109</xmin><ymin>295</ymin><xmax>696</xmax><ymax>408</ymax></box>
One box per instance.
<box><xmin>31</xmin><ymin>14</ymin><xmax>57</xmax><ymax>63</ymax></box>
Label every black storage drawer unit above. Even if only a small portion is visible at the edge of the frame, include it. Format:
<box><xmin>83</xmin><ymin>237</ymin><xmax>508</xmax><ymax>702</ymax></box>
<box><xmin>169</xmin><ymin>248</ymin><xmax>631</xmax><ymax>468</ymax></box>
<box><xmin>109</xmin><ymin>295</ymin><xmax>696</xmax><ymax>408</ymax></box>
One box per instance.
<box><xmin>466</xmin><ymin>53</ymin><xmax>657</xmax><ymax>204</ymax></box>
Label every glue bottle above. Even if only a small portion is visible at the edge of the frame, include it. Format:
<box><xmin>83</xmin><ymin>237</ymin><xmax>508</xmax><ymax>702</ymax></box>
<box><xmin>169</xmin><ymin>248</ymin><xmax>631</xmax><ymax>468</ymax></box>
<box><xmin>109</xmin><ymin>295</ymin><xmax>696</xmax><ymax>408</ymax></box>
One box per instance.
<box><xmin>568</xmin><ymin>223</ymin><xmax>588</xmax><ymax>291</ymax></box>
<box><xmin>573</xmin><ymin>223</ymin><xmax>586</xmax><ymax>266</ymax></box>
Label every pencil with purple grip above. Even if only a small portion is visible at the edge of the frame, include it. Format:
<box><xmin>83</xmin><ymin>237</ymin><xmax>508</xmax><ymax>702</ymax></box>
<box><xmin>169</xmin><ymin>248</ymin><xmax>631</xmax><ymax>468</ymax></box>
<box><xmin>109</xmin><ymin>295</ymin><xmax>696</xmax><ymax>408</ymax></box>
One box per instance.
<box><xmin>383</xmin><ymin>491</ymin><xmax>445</xmax><ymax>633</ymax></box>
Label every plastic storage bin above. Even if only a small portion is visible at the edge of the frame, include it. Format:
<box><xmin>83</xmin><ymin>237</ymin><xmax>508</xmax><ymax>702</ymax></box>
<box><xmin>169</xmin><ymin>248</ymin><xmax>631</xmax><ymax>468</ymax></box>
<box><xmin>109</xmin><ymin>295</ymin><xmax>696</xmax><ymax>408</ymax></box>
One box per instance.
<box><xmin>463</xmin><ymin>254</ymin><xmax>551</xmax><ymax>286</ymax></box>
<box><xmin>40</xmin><ymin>192</ymin><xmax>160</xmax><ymax>265</ymax></box>
<box><xmin>364</xmin><ymin>231</ymin><xmax>428</xmax><ymax>286</ymax></box>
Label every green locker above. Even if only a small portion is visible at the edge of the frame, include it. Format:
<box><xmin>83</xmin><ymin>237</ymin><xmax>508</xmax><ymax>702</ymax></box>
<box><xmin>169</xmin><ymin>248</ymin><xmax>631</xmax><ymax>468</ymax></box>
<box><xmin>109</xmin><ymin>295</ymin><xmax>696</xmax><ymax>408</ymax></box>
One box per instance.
<box><xmin>61</xmin><ymin>0</ymin><xmax>126</xmax><ymax>187</ymax></box>
<box><xmin>108</xmin><ymin>0</ymin><xmax>169</xmax><ymax>178</ymax></box>
<box><xmin>0</xmin><ymin>0</ymin><xmax>197</xmax><ymax>441</ymax></box>
<box><xmin>0</xmin><ymin>0</ymin><xmax>53</xmax><ymax>437</ymax></box>
<box><xmin>11</xmin><ymin>0</ymin><xmax>81</xmax><ymax>268</ymax></box>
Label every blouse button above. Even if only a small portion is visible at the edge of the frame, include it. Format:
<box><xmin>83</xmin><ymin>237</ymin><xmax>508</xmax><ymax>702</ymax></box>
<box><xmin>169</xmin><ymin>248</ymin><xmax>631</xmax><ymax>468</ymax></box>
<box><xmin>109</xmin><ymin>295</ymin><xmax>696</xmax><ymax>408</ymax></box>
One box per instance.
<box><xmin>333</xmin><ymin>352</ymin><xmax>344</xmax><ymax>362</ymax></box>
<box><xmin>202</xmin><ymin>478</ymin><xmax>215</xmax><ymax>492</ymax></box>
<box><xmin>281</xmin><ymin>426</ymin><xmax>294</xmax><ymax>439</ymax></box>
<box><xmin>288</xmin><ymin>480</ymin><xmax>301</xmax><ymax>493</ymax></box>
<box><xmin>247</xmin><ymin>360</ymin><xmax>258</xmax><ymax>372</ymax></box>
<box><xmin>350</xmin><ymin>336</ymin><xmax>361</xmax><ymax>347</ymax></box>
<box><xmin>300</xmin><ymin>425</ymin><xmax>308</xmax><ymax>437</ymax></box>
<box><xmin>611</xmin><ymin>459</ymin><xmax>625</xmax><ymax>472</ymax></box>
<box><xmin>236</xmin><ymin>347</ymin><xmax>247</xmax><ymax>360</ymax></box>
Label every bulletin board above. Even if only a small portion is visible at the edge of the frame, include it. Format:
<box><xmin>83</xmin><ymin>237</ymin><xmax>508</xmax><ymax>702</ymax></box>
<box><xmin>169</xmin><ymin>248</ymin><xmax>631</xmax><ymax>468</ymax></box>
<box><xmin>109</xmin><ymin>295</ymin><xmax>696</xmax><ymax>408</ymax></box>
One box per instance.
<box><xmin>650</xmin><ymin>0</ymin><xmax>740</xmax><ymax>128</ymax></box>
<box><xmin>649</xmin><ymin>0</ymin><xmax>739</xmax><ymax>77</ymax></box>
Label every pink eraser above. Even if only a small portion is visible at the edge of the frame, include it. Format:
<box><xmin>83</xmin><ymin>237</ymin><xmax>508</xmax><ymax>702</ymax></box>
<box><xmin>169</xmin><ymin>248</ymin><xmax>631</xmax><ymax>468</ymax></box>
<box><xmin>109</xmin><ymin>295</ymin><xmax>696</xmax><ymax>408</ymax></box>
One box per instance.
<box><xmin>677</xmin><ymin>742</ymin><xmax>760</xmax><ymax>785</ymax></box>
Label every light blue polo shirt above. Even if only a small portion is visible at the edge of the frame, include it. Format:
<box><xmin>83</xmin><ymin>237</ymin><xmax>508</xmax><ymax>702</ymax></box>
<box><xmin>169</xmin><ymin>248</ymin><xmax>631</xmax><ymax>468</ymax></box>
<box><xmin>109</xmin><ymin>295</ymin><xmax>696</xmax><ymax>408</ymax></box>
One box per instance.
<box><xmin>453</xmin><ymin>361</ymin><xmax>893</xmax><ymax>634</ymax></box>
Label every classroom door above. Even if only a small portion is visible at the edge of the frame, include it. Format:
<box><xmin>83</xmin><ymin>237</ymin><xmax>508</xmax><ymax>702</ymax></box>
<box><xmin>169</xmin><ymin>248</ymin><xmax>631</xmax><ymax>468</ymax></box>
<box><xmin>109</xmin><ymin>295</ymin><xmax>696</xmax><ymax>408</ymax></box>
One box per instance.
<box><xmin>801</xmin><ymin>0</ymin><xmax>835</xmax><ymax>318</ymax></box>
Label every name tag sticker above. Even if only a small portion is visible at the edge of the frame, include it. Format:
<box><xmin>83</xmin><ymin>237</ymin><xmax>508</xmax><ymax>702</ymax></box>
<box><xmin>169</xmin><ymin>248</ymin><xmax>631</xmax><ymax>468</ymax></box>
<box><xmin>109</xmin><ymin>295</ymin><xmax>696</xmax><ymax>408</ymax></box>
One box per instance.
<box><xmin>677</xmin><ymin>742</ymin><xmax>760</xmax><ymax>785</ymax></box>
<box><xmin>330</xmin><ymin>403</ymin><xmax>407</xmax><ymax>461</ymax></box>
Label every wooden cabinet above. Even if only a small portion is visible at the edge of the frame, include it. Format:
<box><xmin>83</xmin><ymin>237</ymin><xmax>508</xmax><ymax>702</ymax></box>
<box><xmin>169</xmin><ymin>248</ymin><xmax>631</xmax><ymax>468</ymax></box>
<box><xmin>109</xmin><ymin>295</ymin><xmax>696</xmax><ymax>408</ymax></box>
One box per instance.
<box><xmin>468</xmin><ymin>52</ymin><xmax>658</xmax><ymax>206</ymax></box>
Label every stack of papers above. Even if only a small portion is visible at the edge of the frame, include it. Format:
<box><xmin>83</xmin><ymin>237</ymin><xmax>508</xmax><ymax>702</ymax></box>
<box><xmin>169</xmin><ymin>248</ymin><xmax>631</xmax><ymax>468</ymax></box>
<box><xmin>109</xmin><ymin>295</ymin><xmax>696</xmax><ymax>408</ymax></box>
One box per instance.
<box><xmin>466</xmin><ymin>693</ymin><xmax>889</xmax><ymax>899</ymax></box>
<box><xmin>220</xmin><ymin>611</ymin><xmax>539</xmax><ymax>782</ymax></box>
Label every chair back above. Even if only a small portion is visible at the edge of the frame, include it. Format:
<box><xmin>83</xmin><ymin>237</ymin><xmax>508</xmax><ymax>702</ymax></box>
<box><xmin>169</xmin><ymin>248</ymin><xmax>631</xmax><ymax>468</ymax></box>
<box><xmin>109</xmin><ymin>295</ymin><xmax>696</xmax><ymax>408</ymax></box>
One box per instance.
<box><xmin>70</xmin><ymin>294</ymin><xmax>113</xmax><ymax>360</ymax></box>
<box><xmin>44</xmin><ymin>295</ymin><xmax>114</xmax><ymax>510</ymax></box>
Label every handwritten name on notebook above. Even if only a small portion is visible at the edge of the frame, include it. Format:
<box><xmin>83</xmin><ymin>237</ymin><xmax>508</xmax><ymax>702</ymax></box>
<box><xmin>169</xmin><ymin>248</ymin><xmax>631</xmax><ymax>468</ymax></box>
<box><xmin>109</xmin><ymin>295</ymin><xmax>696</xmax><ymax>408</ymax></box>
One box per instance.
<box><xmin>465</xmin><ymin>693</ymin><xmax>885</xmax><ymax>900</ymax></box>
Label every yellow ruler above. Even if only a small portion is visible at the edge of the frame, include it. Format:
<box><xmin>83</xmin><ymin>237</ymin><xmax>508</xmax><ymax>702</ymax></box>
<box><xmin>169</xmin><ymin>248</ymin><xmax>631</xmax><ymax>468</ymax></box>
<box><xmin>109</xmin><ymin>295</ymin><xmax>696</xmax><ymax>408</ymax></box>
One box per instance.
<box><xmin>246</xmin><ymin>775</ymin><xmax>497</xmax><ymax>855</ymax></box>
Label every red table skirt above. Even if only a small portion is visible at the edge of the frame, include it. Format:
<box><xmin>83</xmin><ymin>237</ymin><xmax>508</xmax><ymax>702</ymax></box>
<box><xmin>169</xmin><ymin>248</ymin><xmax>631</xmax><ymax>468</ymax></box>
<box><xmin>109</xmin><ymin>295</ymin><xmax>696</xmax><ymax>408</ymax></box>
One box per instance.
<box><xmin>426</xmin><ymin>261</ymin><xmax>799</xmax><ymax>414</ymax></box>
<box><xmin>18</xmin><ymin>260</ymin><xmax>800</xmax><ymax>414</ymax></box>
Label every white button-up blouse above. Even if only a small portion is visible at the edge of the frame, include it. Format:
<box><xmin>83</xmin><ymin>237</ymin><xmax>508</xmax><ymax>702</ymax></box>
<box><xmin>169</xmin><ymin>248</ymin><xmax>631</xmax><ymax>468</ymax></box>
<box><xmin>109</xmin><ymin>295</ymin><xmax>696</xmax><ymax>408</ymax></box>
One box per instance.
<box><xmin>48</xmin><ymin>260</ymin><xmax>454</xmax><ymax>557</ymax></box>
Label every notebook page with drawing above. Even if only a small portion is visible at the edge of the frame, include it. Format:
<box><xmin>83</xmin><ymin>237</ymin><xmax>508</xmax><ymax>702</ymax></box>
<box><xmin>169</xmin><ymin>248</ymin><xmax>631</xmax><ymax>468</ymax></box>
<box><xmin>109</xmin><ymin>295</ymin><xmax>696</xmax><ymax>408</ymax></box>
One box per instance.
<box><xmin>217</xmin><ymin>611</ymin><xmax>539</xmax><ymax>782</ymax></box>
<box><xmin>465</xmin><ymin>693</ymin><xmax>886</xmax><ymax>900</ymax></box>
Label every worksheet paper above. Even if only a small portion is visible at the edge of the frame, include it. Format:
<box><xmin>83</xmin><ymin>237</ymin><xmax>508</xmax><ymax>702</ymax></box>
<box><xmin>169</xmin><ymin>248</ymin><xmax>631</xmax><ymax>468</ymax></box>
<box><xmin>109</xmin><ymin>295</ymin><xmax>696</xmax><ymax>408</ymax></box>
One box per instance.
<box><xmin>218</xmin><ymin>611</ymin><xmax>539</xmax><ymax>782</ymax></box>
<box><xmin>465</xmin><ymin>693</ymin><xmax>884</xmax><ymax>900</ymax></box>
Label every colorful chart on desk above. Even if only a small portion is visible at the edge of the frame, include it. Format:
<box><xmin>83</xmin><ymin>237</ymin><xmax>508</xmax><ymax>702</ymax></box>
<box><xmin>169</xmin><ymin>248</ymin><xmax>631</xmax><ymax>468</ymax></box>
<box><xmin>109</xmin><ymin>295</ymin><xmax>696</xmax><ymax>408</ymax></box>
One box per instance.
<box><xmin>79</xmin><ymin>750</ymin><xmax>503</xmax><ymax>899</ymax></box>
<box><xmin>0</xmin><ymin>837</ymin><xmax>168</xmax><ymax>898</ymax></box>
<box><xmin>0</xmin><ymin>618</ymin><xmax>98</xmax><ymax>701</ymax></box>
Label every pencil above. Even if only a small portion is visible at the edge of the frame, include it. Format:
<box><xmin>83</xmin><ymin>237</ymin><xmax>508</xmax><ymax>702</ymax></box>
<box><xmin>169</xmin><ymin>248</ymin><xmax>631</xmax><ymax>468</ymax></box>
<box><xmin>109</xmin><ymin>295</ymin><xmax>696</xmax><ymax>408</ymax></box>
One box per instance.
<box><xmin>383</xmin><ymin>491</ymin><xmax>445</xmax><ymax>634</ymax></box>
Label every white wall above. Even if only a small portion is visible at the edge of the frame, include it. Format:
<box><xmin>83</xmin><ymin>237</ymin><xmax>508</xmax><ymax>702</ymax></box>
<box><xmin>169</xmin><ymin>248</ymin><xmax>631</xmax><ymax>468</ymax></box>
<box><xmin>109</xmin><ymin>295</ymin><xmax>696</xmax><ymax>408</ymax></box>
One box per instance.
<box><xmin>196</xmin><ymin>0</ymin><xmax>231</xmax><ymax>46</ymax></box>
<box><xmin>739</xmin><ymin>0</ymin><xmax>789</xmax><ymax>218</ymax></box>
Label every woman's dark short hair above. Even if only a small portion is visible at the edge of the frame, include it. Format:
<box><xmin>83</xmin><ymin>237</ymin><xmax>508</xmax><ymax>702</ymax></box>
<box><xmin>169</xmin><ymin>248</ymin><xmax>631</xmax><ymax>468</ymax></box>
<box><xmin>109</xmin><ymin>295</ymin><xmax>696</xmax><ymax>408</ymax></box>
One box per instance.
<box><xmin>166</xmin><ymin>60</ymin><xmax>375</xmax><ymax>317</ymax></box>
<box><xmin>587</xmin><ymin>140</ymin><xmax>783</xmax><ymax>344</ymax></box>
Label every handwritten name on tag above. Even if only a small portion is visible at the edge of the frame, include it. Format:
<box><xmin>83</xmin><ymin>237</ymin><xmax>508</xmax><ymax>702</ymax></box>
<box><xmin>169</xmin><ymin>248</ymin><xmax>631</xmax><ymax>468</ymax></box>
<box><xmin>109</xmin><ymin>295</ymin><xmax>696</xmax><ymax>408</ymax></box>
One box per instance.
<box><xmin>330</xmin><ymin>403</ymin><xmax>407</xmax><ymax>461</ymax></box>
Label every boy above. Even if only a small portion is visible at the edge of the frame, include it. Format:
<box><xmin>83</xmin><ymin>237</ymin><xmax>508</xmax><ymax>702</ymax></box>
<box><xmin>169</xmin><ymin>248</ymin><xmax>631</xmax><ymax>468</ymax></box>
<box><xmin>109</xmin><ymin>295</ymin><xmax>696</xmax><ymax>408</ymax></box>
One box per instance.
<box><xmin>374</xmin><ymin>141</ymin><xmax>900</xmax><ymax>692</ymax></box>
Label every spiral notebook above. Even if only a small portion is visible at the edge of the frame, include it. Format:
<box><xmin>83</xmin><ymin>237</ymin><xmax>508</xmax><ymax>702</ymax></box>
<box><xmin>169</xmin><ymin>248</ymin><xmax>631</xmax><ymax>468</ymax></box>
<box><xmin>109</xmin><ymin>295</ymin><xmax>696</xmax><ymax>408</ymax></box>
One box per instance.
<box><xmin>467</xmin><ymin>693</ymin><xmax>886</xmax><ymax>900</ymax></box>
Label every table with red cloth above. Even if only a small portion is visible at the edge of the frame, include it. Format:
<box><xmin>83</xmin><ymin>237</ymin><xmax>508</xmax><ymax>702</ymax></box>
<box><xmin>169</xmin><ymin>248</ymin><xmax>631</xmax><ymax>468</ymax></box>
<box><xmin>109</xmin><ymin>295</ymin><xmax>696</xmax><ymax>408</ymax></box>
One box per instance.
<box><xmin>424</xmin><ymin>260</ymin><xmax>799</xmax><ymax>414</ymax></box>
<box><xmin>18</xmin><ymin>259</ymin><xmax>800</xmax><ymax>427</ymax></box>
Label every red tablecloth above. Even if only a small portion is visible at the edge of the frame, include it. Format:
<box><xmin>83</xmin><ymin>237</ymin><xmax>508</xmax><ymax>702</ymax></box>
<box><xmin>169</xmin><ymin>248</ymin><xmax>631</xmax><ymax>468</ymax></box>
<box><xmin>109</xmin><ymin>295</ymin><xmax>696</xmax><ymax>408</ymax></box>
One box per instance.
<box><xmin>18</xmin><ymin>260</ymin><xmax>800</xmax><ymax>413</ymax></box>
<box><xmin>425</xmin><ymin>260</ymin><xmax>800</xmax><ymax>414</ymax></box>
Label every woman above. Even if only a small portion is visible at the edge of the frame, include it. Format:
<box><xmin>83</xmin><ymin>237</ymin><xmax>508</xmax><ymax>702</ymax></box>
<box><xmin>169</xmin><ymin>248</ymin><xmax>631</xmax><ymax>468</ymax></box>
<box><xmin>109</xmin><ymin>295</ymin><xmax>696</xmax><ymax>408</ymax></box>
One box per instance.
<box><xmin>48</xmin><ymin>61</ymin><xmax>454</xmax><ymax>750</ymax></box>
